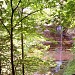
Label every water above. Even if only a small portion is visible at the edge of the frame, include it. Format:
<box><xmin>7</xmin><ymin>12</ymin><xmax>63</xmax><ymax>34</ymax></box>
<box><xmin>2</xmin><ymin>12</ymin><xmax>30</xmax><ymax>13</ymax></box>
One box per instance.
<box><xmin>55</xmin><ymin>61</ymin><xmax>62</xmax><ymax>72</ymax></box>
<box><xmin>55</xmin><ymin>26</ymin><xmax>63</xmax><ymax>72</ymax></box>
<box><xmin>60</xmin><ymin>28</ymin><xmax>63</xmax><ymax>61</ymax></box>
<box><xmin>51</xmin><ymin>73</ymin><xmax>54</xmax><ymax>75</ymax></box>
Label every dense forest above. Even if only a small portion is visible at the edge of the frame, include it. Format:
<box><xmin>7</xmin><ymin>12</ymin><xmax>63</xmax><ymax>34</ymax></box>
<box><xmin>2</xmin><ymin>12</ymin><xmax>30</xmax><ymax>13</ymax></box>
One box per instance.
<box><xmin>0</xmin><ymin>0</ymin><xmax>75</xmax><ymax>75</ymax></box>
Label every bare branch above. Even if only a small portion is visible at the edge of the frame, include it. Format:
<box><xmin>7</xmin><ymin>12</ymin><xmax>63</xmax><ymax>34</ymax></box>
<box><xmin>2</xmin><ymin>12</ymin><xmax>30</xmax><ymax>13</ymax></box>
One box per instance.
<box><xmin>0</xmin><ymin>20</ymin><xmax>10</xmax><ymax>35</ymax></box>
<box><xmin>14</xmin><ymin>0</ymin><xmax>21</xmax><ymax>11</ymax></box>
<box><xmin>14</xmin><ymin>9</ymin><xmax>41</xmax><ymax>28</ymax></box>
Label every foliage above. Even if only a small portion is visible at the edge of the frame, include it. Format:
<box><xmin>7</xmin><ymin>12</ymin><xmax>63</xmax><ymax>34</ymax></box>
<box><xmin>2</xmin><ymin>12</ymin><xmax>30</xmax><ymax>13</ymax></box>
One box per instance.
<box><xmin>71</xmin><ymin>42</ymin><xmax>75</xmax><ymax>54</ymax></box>
<box><xmin>1</xmin><ymin>0</ymin><xmax>75</xmax><ymax>75</ymax></box>
<box><xmin>60</xmin><ymin>0</ymin><xmax>75</xmax><ymax>28</ymax></box>
<box><xmin>63</xmin><ymin>60</ymin><xmax>75</xmax><ymax>75</ymax></box>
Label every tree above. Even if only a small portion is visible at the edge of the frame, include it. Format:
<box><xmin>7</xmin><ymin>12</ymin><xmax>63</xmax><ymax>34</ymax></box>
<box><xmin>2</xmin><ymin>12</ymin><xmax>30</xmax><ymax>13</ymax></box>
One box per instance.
<box><xmin>0</xmin><ymin>0</ymin><xmax>54</xmax><ymax>75</ymax></box>
<box><xmin>1</xmin><ymin>0</ymin><xmax>75</xmax><ymax>75</ymax></box>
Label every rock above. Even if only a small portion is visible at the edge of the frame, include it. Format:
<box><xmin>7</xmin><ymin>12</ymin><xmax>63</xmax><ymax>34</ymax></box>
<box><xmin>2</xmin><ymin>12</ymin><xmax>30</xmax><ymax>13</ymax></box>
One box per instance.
<box><xmin>42</xmin><ymin>41</ymin><xmax>52</xmax><ymax>45</ymax></box>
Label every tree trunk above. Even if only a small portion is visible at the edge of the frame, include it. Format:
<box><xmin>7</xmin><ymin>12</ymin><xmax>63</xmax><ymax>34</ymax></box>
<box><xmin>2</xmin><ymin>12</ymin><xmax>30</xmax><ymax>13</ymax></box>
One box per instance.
<box><xmin>10</xmin><ymin>0</ymin><xmax>15</xmax><ymax>74</ymax></box>
<box><xmin>0</xmin><ymin>43</ymin><xmax>2</xmax><ymax>75</ymax></box>
<box><xmin>21</xmin><ymin>8</ymin><xmax>24</xmax><ymax>75</ymax></box>
<box><xmin>0</xmin><ymin>59</ymin><xmax>1</xmax><ymax>75</ymax></box>
<box><xmin>10</xmin><ymin>15</ymin><xmax>15</xmax><ymax>75</ymax></box>
<box><xmin>10</xmin><ymin>17</ymin><xmax>15</xmax><ymax>75</ymax></box>
<box><xmin>21</xmin><ymin>31</ymin><xmax>24</xmax><ymax>75</ymax></box>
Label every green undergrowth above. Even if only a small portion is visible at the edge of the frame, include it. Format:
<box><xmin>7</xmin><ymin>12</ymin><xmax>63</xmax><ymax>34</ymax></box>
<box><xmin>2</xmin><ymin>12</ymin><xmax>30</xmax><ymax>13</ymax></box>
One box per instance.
<box><xmin>63</xmin><ymin>59</ymin><xmax>75</xmax><ymax>75</ymax></box>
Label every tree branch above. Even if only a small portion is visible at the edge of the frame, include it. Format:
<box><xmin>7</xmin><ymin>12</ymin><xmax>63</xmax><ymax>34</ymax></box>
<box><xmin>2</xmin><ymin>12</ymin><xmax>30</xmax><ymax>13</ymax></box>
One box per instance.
<box><xmin>10</xmin><ymin>0</ymin><xmax>13</xmax><ymax>9</ymax></box>
<box><xmin>14</xmin><ymin>9</ymin><xmax>41</xmax><ymax>28</ymax></box>
<box><xmin>1</xmin><ymin>20</ymin><xmax>10</xmax><ymax>35</ymax></box>
<box><xmin>14</xmin><ymin>0</ymin><xmax>21</xmax><ymax>11</ymax></box>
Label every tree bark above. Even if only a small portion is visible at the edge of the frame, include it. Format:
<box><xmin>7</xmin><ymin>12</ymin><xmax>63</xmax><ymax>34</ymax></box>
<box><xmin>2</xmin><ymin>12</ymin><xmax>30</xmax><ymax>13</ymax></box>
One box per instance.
<box><xmin>21</xmin><ymin>8</ymin><xmax>24</xmax><ymax>75</ymax></box>
<box><xmin>21</xmin><ymin>30</ymin><xmax>24</xmax><ymax>75</ymax></box>
<box><xmin>10</xmin><ymin>0</ymin><xmax>15</xmax><ymax>75</ymax></box>
<box><xmin>0</xmin><ymin>59</ymin><xmax>1</xmax><ymax>75</ymax></box>
<box><xmin>10</xmin><ymin>12</ymin><xmax>15</xmax><ymax>75</ymax></box>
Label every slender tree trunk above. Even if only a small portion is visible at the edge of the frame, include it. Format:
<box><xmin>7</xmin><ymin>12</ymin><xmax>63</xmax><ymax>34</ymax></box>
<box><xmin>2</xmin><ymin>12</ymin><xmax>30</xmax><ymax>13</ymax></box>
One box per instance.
<box><xmin>21</xmin><ymin>30</ymin><xmax>24</xmax><ymax>75</ymax></box>
<box><xmin>21</xmin><ymin>8</ymin><xmax>24</xmax><ymax>75</ymax></box>
<box><xmin>0</xmin><ymin>58</ymin><xmax>1</xmax><ymax>75</ymax></box>
<box><xmin>10</xmin><ymin>13</ymin><xmax>15</xmax><ymax>75</ymax></box>
<box><xmin>10</xmin><ymin>0</ymin><xmax>15</xmax><ymax>75</ymax></box>
<box><xmin>0</xmin><ymin>32</ymin><xmax>3</xmax><ymax>75</ymax></box>
<box><xmin>0</xmin><ymin>43</ymin><xmax>1</xmax><ymax>75</ymax></box>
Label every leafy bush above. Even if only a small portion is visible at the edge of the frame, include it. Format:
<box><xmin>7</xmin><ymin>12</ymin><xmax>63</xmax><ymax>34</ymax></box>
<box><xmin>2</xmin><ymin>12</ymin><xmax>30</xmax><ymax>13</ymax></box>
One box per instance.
<box><xmin>63</xmin><ymin>60</ymin><xmax>75</xmax><ymax>75</ymax></box>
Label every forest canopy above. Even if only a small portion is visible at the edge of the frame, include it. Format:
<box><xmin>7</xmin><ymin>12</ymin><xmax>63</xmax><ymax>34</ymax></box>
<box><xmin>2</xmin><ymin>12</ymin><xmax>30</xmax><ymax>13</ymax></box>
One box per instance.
<box><xmin>0</xmin><ymin>0</ymin><xmax>75</xmax><ymax>75</ymax></box>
